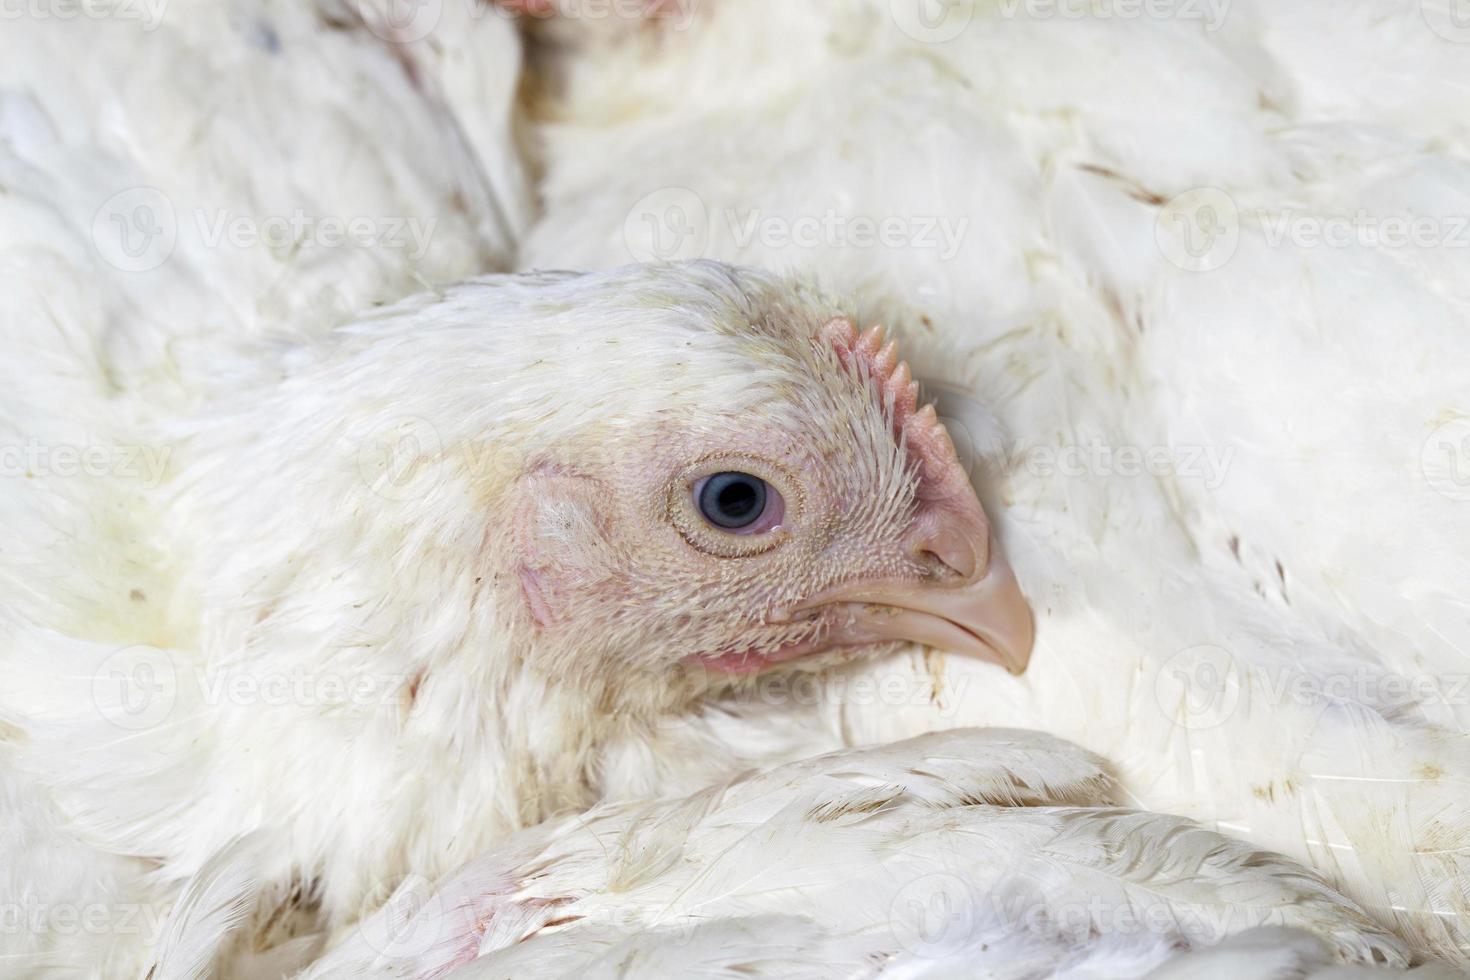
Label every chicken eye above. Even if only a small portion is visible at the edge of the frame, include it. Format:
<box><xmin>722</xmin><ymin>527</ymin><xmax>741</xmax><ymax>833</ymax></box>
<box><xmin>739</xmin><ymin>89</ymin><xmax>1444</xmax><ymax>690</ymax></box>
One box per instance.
<box><xmin>696</xmin><ymin>472</ymin><xmax>775</xmax><ymax>531</ymax></box>
<box><xmin>672</xmin><ymin>461</ymin><xmax>793</xmax><ymax>557</ymax></box>
<box><xmin>698</xmin><ymin>472</ymin><xmax>766</xmax><ymax>528</ymax></box>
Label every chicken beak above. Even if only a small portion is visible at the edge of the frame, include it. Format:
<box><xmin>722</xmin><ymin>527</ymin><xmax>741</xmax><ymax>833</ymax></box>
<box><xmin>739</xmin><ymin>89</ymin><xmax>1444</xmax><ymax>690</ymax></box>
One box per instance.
<box><xmin>810</xmin><ymin>542</ymin><xmax>1034</xmax><ymax>674</ymax></box>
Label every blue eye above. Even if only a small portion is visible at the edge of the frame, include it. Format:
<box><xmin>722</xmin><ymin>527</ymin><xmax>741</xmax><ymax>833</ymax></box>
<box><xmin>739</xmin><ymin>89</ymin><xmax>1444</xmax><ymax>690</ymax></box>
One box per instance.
<box><xmin>697</xmin><ymin>472</ymin><xmax>770</xmax><ymax>530</ymax></box>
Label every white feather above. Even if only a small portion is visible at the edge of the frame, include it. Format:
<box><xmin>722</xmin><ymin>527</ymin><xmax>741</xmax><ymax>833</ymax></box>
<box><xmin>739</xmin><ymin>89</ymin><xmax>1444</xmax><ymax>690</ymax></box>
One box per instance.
<box><xmin>300</xmin><ymin>730</ymin><xmax>1406</xmax><ymax>979</ymax></box>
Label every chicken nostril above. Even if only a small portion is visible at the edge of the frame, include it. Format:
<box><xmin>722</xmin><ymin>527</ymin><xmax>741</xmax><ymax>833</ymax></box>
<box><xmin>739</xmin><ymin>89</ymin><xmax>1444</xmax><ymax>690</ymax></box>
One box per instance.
<box><xmin>915</xmin><ymin>539</ymin><xmax>977</xmax><ymax>581</ymax></box>
<box><xmin>901</xmin><ymin>502</ymin><xmax>990</xmax><ymax>582</ymax></box>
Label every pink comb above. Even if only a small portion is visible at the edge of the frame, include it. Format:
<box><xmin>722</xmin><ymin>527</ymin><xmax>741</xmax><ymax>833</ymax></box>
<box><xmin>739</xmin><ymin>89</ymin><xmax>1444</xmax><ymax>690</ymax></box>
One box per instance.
<box><xmin>820</xmin><ymin>317</ymin><xmax>966</xmax><ymax>498</ymax></box>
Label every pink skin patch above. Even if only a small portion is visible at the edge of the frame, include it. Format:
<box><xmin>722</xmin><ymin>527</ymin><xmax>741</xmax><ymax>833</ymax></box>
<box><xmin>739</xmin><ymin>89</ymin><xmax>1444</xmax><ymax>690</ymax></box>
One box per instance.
<box><xmin>690</xmin><ymin>636</ymin><xmax>842</xmax><ymax>676</ymax></box>
<box><xmin>517</xmin><ymin>567</ymin><xmax>557</xmax><ymax>628</ymax></box>
<box><xmin>420</xmin><ymin>871</ymin><xmax>570</xmax><ymax>980</ymax></box>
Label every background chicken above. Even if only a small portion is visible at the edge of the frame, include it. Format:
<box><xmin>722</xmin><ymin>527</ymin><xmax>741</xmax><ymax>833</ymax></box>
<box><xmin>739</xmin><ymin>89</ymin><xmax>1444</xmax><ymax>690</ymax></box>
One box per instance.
<box><xmin>0</xmin><ymin>2</ymin><xmax>527</xmax><ymax>974</ymax></box>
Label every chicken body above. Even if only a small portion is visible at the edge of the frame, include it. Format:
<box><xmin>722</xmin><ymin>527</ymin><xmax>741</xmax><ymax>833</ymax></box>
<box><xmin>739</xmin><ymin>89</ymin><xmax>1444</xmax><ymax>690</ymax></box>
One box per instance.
<box><xmin>302</xmin><ymin>729</ymin><xmax>1419</xmax><ymax>980</ymax></box>
<box><xmin>3</xmin><ymin>259</ymin><xmax>1031</xmax><ymax>974</ymax></box>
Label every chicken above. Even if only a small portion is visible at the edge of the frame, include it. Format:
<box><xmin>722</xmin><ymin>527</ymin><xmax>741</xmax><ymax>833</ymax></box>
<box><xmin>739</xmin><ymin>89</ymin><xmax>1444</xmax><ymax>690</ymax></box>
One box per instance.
<box><xmin>2</xmin><ymin>261</ymin><xmax>1033</xmax><ymax>973</ymax></box>
<box><xmin>1</xmin><ymin>4</ymin><xmax>530</xmax><ymax>975</ymax></box>
<box><xmin>297</xmin><ymin>730</ymin><xmax>1415</xmax><ymax>979</ymax></box>
<box><xmin>6</xmin><ymin>2</ymin><xmax>1465</xmax><ymax>976</ymax></box>
<box><xmin>502</xmin><ymin>0</ymin><xmax>1470</xmax><ymax>964</ymax></box>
